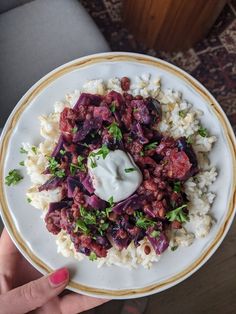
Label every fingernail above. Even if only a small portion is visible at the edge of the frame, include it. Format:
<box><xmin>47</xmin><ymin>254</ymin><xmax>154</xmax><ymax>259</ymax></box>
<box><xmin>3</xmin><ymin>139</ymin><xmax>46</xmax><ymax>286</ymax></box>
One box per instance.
<box><xmin>49</xmin><ymin>267</ymin><xmax>69</xmax><ymax>287</ymax></box>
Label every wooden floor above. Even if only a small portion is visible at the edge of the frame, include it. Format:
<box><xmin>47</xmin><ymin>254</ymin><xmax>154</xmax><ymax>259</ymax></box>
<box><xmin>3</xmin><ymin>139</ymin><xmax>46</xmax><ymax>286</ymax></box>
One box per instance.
<box><xmin>91</xmin><ymin>218</ymin><xmax>236</xmax><ymax>314</ymax></box>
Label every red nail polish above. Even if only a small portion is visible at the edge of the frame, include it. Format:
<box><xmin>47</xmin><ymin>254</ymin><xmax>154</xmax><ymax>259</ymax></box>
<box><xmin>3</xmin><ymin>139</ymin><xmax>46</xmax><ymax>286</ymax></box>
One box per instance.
<box><xmin>49</xmin><ymin>267</ymin><xmax>69</xmax><ymax>286</ymax></box>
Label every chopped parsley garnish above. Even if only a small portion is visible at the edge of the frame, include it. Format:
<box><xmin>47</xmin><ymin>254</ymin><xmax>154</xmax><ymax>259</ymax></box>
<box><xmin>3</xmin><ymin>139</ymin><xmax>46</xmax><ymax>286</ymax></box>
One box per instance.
<box><xmin>150</xmin><ymin>230</ymin><xmax>160</xmax><ymax>238</ymax></box>
<box><xmin>72</xmin><ymin>126</ymin><xmax>78</xmax><ymax>134</ymax></box>
<box><xmin>108</xmin><ymin>196</ymin><xmax>114</xmax><ymax>206</ymax></box>
<box><xmin>47</xmin><ymin>157</ymin><xmax>65</xmax><ymax>178</ymax></box>
<box><xmin>89</xmin><ymin>252</ymin><xmax>97</xmax><ymax>261</ymax></box>
<box><xmin>19</xmin><ymin>161</ymin><xmax>24</xmax><ymax>166</ymax></box>
<box><xmin>104</xmin><ymin>196</ymin><xmax>114</xmax><ymax>217</ymax></box>
<box><xmin>20</xmin><ymin>147</ymin><xmax>27</xmax><ymax>154</ymax></box>
<box><xmin>98</xmin><ymin>222</ymin><xmax>109</xmax><ymax>235</ymax></box>
<box><xmin>89</xmin><ymin>145</ymin><xmax>110</xmax><ymax>160</ymax></box>
<box><xmin>133</xmin><ymin>108</ymin><xmax>138</xmax><ymax>113</ymax></box>
<box><xmin>173</xmin><ymin>181</ymin><xmax>181</xmax><ymax>193</ymax></box>
<box><xmin>90</xmin><ymin>158</ymin><xmax>97</xmax><ymax>168</ymax></box>
<box><xmin>74</xmin><ymin>219</ymin><xmax>89</xmax><ymax>234</ymax></box>
<box><xmin>124</xmin><ymin>168</ymin><xmax>136</xmax><ymax>173</ymax></box>
<box><xmin>127</xmin><ymin>136</ymin><xmax>132</xmax><ymax>143</ymax></box>
<box><xmin>55</xmin><ymin>169</ymin><xmax>65</xmax><ymax>178</ymax></box>
<box><xmin>60</xmin><ymin>149</ymin><xmax>66</xmax><ymax>155</ymax></box>
<box><xmin>5</xmin><ymin>169</ymin><xmax>23</xmax><ymax>186</ymax></box>
<box><xmin>31</xmin><ymin>146</ymin><xmax>37</xmax><ymax>154</ymax></box>
<box><xmin>110</xmin><ymin>102</ymin><xmax>116</xmax><ymax>113</ymax></box>
<box><xmin>135</xmin><ymin>211</ymin><xmax>156</xmax><ymax>230</ymax></box>
<box><xmin>140</xmin><ymin>151</ymin><xmax>145</xmax><ymax>157</ymax></box>
<box><xmin>171</xmin><ymin>245</ymin><xmax>178</xmax><ymax>251</ymax></box>
<box><xmin>186</xmin><ymin>135</ymin><xmax>193</xmax><ymax>144</ymax></box>
<box><xmin>107</xmin><ymin>122</ymin><xmax>122</xmax><ymax>141</ymax></box>
<box><xmin>27</xmin><ymin>197</ymin><xmax>32</xmax><ymax>203</ymax></box>
<box><xmin>144</xmin><ymin>142</ymin><xmax>158</xmax><ymax>150</ymax></box>
<box><xmin>166</xmin><ymin>204</ymin><xmax>189</xmax><ymax>223</ymax></box>
<box><xmin>75</xmin><ymin>156</ymin><xmax>86</xmax><ymax>172</ymax></box>
<box><xmin>198</xmin><ymin>126</ymin><xmax>208</xmax><ymax>137</ymax></box>
<box><xmin>80</xmin><ymin>206</ymin><xmax>96</xmax><ymax>225</ymax></box>
<box><xmin>179</xmin><ymin>110</ymin><xmax>187</xmax><ymax>118</ymax></box>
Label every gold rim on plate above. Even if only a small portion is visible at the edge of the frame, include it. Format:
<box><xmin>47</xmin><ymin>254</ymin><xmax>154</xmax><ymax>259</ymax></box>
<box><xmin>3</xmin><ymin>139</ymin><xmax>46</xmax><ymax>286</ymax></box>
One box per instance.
<box><xmin>0</xmin><ymin>53</ymin><xmax>235</xmax><ymax>297</ymax></box>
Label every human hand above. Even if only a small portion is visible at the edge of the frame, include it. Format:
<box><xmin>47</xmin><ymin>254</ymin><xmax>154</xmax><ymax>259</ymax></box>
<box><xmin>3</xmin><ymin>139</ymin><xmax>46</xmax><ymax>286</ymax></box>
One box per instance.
<box><xmin>0</xmin><ymin>228</ymin><xmax>108</xmax><ymax>314</ymax></box>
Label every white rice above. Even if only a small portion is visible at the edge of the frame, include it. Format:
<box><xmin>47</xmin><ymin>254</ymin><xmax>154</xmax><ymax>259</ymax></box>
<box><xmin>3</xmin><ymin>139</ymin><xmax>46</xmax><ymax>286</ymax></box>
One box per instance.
<box><xmin>24</xmin><ymin>74</ymin><xmax>217</xmax><ymax>268</ymax></box>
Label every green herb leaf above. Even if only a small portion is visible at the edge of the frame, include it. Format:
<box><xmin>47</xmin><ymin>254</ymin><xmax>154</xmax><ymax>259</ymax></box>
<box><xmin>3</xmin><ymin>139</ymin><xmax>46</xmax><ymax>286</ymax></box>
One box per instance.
<box><xmin>99</xmin><ymin>222</ymin><xmax>109</xmax><ymax>231</ymax></box>
<box><xmin>173</xmin><ymin>181</ymin><xmax>181</xmax><ymax>193</ymax></box>
<box><xmin>55</xmin><ymin>169</ymin><xmax>65</xmax><ymax>178</ymax></box>
<box><xmin>74</xmin><ymin>219</ymin><xmax>89</xmax><ymax>234</ymax></box>
<box><xmin>31</xmin><ymin>146</ymin><xmax>37</xmax><ymax>154</ymax></box>
<box><xmin>124</xmin><ymin>168</ymin><xmax>136</xmax><ymax>173</ymax></box>
<box><xmin>198</xmin><ymin>126</ymin><xmax>208</xmax><ymax>137</ymax></box>
<box><xmin>135</xmin><ymin>211</ymin><xmax>156</xmax><ymax>230</ymax></box>
<box><xmin>110</xmin><ymin>102</ymin><xmax>116</xmax><ymax>113</ymax></box>
<box><xmin>19</xmin><ymin>161</ymin><xmax>25</xmax><ymax>166</ymax></box>
<box><xmin>166</xmin><ymin>204</ymin><xmax>188</xmax><ymax>223</ymax></box>
<box><xmin>90</xmin><ymin>158</ymin><xmax>97</xmax><ymax>168</ymax></box>
<box><xmin>179</xmin><ymin>110</ymin><xmax>187</xmax><ymax>118</ymax></box>
<box><xmin>27</xmin><ymin>197</ymin><xmax>32</xmax><ymax>203</ymax></box>
<box><xmin>107</xmin><ymin>122</ymin><xmax>122</xmax><ymax>141</ymax></box>
<box><xmin>150</xmin><ymin>230</ymin><xmax>160</xmax><ymax>238</ymax></box>
<box><xmin>72</xmin><ymin>126</ymin><xmax>78</xmax><ymax>134</ymax></box>
<box><xmin>5</xmin><ymin>169</ymin><xmax>23</xmax><ymax>186</ymax></box>
<box><xmin>89</xmin><ymin>252</ymin><xmax>97</xmax><ymax>261</ymax></box>
<box><xmin>127</xmin><ymin>137</ymin><xmax>132</xmax><ymax>143</ymax></box>
<box><xmin>171</xmin><ymin>245</ymin><xmax>178</xmax><ymax>251</ymax></box>
<box><xmin>140</xmin><ymin>151</ymin><xmax>144</xmax><ymax>157</ymax></box>
<box><xmin>80</xmin><ymin>206</ymin><xmax>96</xmax><ymax>225</ymax></box>
<box><xmin>133</xmin><ymin>108</ymin><xmax>138</xmax><ymax>113</ymax></box>
<box><xmin>20</xmin><ymin>147</ymin><xmax>28</xmax><ymax>154</ymax></box>
<box><xmin>60</xmin><ymin>149</ymin><xmax>66</xmax><ymax>155</ymax></box>
<box><xmin>144</xmin><ymin>142</ymin><xmax>158</xmax><ymax>150</ymax></box>
<box><xmin>47</xmin><ymin>157</ymin><xmax>65</xmax><ymax>177</ymax></box>
<box><xmin>89</xmin><ymin>145</ymin><xmax>110</xmax><ymax>160</ymax></box>
<box><xmin>186</xmin><ymin>135</ymin><xmax>193</xmax><ymax>144</ymax></box>
<box><xmin>108</xmin><ymin>196</ymin><xmax>114</xmax><ymax>206</ymax></box>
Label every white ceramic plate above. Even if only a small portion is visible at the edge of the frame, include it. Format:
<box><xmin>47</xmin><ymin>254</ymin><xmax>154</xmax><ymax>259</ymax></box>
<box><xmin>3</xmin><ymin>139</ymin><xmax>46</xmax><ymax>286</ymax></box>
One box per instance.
<box><xmin>0</xmin><ymin>52</ymin><xmax>235</xmax><ymax>299</ymax></box>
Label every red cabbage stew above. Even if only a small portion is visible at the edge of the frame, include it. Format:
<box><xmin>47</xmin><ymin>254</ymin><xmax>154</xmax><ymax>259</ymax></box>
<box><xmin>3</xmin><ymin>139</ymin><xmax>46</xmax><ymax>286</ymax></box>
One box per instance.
<box><xmin>41</xmin><ymin>77</ymin><xmax>198</xmax><ymax>259</ymax></box>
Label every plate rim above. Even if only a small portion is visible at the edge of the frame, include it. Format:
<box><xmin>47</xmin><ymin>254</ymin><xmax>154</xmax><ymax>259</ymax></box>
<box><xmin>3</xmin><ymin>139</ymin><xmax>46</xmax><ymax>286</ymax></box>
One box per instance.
<box><xmin>0</xmin><ymin>52</ymin><xmax>235</xmax><ymax>299</ymax></box>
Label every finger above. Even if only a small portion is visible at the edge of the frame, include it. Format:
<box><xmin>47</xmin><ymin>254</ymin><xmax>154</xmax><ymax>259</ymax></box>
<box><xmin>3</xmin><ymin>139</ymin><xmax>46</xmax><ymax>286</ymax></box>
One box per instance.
<box><xmin>59</xmin><ymin>292</ymin><xmax>109</xmax><ymax>314</ymax></box>
<box><xmin>0</xmin><ymin>229</ymin><xmax>22</xmax><ymax>293</ymax></box>
<box><xmin>0</xmin><ymin>267</ymin><xmax>69</xmax><ymax>314</ymax></box>
<box><xmin>0</xmin><ymin>228</ymin><xmax>18</xmax><ymax>255</ymax></box>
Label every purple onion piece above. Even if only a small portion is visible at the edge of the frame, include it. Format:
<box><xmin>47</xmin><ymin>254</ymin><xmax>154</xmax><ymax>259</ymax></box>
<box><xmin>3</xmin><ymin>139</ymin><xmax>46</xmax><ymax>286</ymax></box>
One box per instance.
<box><xmin>136</xmin><ymin>123</ymin><xmax>149</xmax><ymax>144</ymax></box>
<box><xmin>131</xmin><ymin>99</ymin><xmax>151</xmax><ymax>125</ymax></box>
<box><xmin>74</xmin><ymin>93</ymin><xmax>102</xmax><ymax>110</ymax></box>
<box><xmin>112</xmin><ymin>194</ymin><xmax>140</xmax><ymax>214</ymax></box>
<box><xmin>38</xmin><ymin>177</ymin><xmax>64</xmax><ymax>191</ymax></box>
<box><xmin>147</xmin><ymin>232</ymin><xmax>169</xmax><ymax>255</ymax></box>
<box><xmin>73</xmin><ymin>117</ymin><xmax>102</xmax><ymax>142</ymax></box>
<box><xmin>67</xmin><ymin>176</ymin><xmax>81</xmax><ymax>198</ymax></box>
<box><xmin>108</xmin><ymin>91</ymin><xmax>125</xmax><ymax>106</ymax></box>
<box><xmin>87</xmin><ymin>195</ymin><xmax>106</xmax><ymax>209</ymax></box>
<box><xmin>49</xmin><ymin>201</ymin><xmax>69</xmax><ymax>213</ymax></box>
<box><xmin>51</xmin><ymin>135</ymin><xmax>65</xmax><ymax>158</ymax></box>
<box><xmin>81</xmin><ymin>174</ymin><xmax>94</xmax><ymax>194</ymax></box>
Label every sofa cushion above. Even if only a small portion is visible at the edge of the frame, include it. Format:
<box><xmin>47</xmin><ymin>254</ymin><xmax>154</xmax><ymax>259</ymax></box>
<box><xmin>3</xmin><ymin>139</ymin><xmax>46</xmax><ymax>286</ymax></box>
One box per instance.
<box><xmin>0</xmin><ymin>0</ymin><xmax>110</xmax><ymax>126</ymax></box>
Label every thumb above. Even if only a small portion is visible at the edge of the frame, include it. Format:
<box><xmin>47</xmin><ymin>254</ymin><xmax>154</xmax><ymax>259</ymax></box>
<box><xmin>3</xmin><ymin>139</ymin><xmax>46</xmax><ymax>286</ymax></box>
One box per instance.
<box><xmin>0</xmin><ymin>267</ymin><xmax>69</xmax><ymax>314</ymax></box>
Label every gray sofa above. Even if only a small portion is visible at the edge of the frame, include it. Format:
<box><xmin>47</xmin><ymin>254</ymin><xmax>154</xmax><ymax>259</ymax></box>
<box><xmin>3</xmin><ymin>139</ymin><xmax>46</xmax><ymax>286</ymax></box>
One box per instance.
<box><xmin>0</xmin><ymin>0</ymin><xmax>110</xmax><ymax>127</ymax></box>
<box><xmin>0</xmin><ymin>0</ymin><xmax>110</xmax><ymax>232</ymax></box>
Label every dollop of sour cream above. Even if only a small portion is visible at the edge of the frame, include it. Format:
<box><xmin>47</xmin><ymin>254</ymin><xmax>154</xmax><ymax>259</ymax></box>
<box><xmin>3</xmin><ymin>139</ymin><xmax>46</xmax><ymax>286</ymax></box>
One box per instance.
<box><xmin>88</xmin><ymin>149</ymin><xmax>143</xmax><ymax>202</ymax></box>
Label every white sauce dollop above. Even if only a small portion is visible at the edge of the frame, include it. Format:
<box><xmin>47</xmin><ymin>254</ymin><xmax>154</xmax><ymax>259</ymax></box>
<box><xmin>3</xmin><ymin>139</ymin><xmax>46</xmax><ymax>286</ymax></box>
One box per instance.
<box><xmin>88</xmin><ymin>149</ymin><xmax>143</xmax><ymax>202</ymax></box>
